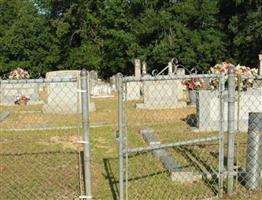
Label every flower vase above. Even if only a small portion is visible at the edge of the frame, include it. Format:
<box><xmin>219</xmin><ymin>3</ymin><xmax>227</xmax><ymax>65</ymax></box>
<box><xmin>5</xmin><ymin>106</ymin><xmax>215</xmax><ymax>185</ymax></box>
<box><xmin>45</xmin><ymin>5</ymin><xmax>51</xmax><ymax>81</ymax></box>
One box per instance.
<box><xmin>20</xmin><ymin>99</ymin><xmax>27</xmax><ymax>106</ymax></box>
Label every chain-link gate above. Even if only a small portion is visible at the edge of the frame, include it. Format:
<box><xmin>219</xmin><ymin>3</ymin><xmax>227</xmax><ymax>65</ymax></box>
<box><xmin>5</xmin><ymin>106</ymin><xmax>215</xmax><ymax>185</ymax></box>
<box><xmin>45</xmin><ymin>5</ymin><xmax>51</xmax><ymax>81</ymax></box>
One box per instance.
<box><xmin>117</xmin><ymin>73</ymin><xmax>226</xmax><ymax>200</ymax></box>
<box><xmin>0</xmin><ymin>70</ymin><xmax>92</xmax><ymax>200</ymax></box>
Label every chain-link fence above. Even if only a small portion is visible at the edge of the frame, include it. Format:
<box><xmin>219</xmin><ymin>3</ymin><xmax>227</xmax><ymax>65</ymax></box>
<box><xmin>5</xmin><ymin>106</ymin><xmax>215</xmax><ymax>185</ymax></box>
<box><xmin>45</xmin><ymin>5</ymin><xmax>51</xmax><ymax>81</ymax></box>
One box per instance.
<box><xmin>233</xmin><ymin>74</ymin><xmax>262</xmax><ymax>198</ymax></box>
<box><xmin>2</xmin><ymin>67</ymin><xmax>262</xmax><ymax>199</ymax></box>
<box><xmin>0</xmin><ymin>71</ymin><xmax>92</xmax><ymax>200</ymax></box>
<box><xmin>117</xmin><ymin>73</ymin><xmax>225</xmax><ymax>200</ymax></box>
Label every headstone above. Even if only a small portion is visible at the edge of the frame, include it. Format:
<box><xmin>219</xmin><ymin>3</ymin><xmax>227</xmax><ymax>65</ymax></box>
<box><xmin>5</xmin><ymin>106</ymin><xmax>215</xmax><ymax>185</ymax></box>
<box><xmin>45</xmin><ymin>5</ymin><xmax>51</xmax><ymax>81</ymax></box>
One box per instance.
<box><xmin>92</xmin><ymin>80</ymin><xmax>113</xmax><ymax>97</ymax></box>
<box><xmin>126</xmin><ymin>59</ymin><xmax>142</xmax><ymax>100</ymax></box>
<box><xmin>110</xmin><ymin>75</ymin><xmax>116</xmax><ymax>92</ymax></box>
<box><xmin>0</xmin><ymin>82</ymin><xmax>40</xmax><ymax>105</ymax></box>
<box><xmin>259</xmin><ymin>54</ymin><xmax>262</xmax><ymax>75</ymax></box>
<box><xmin>89</xmin><ymin>70</ymin><xmax>98</xmax><ymax>81</ymax></box>
<box><xmin>134</xmin><ymin>59</ymin><xmax>141</xmax><ymax>78</ymax></box>
<box><xmin>142</xmin><ymin>61</ymin><xmax>147</xmax><ymax>76</ymax></box>
<box><xmin>88</xmin><ymin>70</ymin><xmax>113</xmax><ymax>97</ymax></box>
<box><xmin>126</xmin><ymin>81</ymin><xmax>141</xmax><ymax>101</ymax></box>
<box><xmin>168</xmin><ymin>62</ymin><xmax>173</xmax><ymax>75</ymax></box>
<box><xmin>136</xmin><ymin>75</ymin><xmax>186</xmax><ymax>109</ymax></box>
<box><xmin>42</xmin><ymin>70</ymin><xmax>95</xmax><ymax>114</ymax></box>
<box><xmin>175</xmin><ymin>68</ymin><xmax>186</xmax><ymax>100</ymax></box>
<box><xmin>176</xmin><ymin>68</ymin><xmax>185</xmax><ymax>75</ymax></box>
<box><xmin>197</xmin><ymin>89</ymin><xmax>262</xmax><ymax>131</ymax></box>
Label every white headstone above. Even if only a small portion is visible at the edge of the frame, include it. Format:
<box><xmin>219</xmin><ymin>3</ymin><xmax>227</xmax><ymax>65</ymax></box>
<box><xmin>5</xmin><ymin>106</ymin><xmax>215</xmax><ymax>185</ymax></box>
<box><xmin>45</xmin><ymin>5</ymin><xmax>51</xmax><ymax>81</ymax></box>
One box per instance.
<box><xmin>259</xmin><ymin>54</ymin><xmax>262</xmax><ymax>75</ymax></box>
<box><xmin>92</xmin><ymin>81</ymin><xmax>113</xmax><ymax>97</ymax></box>
<box><xmin>176</xmin><ymin>68</ymin><xmax>185</xmax><ymax>75</ymax></box>
<box><xmin>135</xmin><ymin>59</ymin><xmax>141</xmax><ymax>78</ymax></box>
<box><xmin>42</xmin><ymin>70</ymin><xmax>95</xmax><ymax>114</ymax></box>
<box><xmin>110</xmin><ymin>75</ymin><xmax>116</xmax><ymax>92</ymax></box>
<box><xmin>142</xmin><ymin>61</ymin><xmax>147</xmax><ymax>75</ymax></box>
<box><xmin>0</xmin><ymin>82</ymin><xmax>40</xmax><ymax>105</ymax></box>
<box><xmin>126</xmin><ymin>81</ymin><xmax>141</xmax><ymax>101</ymax></box>
<box><xmin>136</xmin><ymin>75</ymin><xmax>186</xmax><ymax>109</ymax></box>
<box><xmin>168</xmin><ymin>62</ymin><xmax>173</xmax><ymax>75</ymax></box>
<box><xmin>197</xmin><ymin>89</ymin><xmax>262</xmax><ymax>131</ymax></box>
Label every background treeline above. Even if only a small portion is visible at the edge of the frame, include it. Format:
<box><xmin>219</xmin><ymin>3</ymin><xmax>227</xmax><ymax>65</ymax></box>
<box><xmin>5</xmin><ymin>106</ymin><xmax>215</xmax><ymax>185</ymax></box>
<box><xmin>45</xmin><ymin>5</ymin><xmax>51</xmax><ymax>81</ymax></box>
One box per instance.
<box><xmin>0</xmin><ymin>0</ymin><xmax>261</xmax><ymax>78</ymax></box>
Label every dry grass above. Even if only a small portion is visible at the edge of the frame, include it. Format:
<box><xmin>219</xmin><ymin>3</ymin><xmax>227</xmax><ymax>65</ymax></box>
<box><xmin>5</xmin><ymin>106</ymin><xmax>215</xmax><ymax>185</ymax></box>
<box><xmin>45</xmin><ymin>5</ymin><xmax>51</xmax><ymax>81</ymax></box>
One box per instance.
<box><xmin>1</xmin><ymin>97</ymin><xmax>261</xmax><ymax>199</ymax></box>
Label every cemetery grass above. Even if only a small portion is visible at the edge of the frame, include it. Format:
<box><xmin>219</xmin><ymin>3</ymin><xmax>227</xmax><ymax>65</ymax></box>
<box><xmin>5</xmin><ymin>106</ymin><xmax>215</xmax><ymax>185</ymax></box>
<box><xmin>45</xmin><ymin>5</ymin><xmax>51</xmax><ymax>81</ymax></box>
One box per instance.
<box><xmin>0</xmin><ymin>98</ymin><xmax>261</xmax><ymax>199</ymax></box>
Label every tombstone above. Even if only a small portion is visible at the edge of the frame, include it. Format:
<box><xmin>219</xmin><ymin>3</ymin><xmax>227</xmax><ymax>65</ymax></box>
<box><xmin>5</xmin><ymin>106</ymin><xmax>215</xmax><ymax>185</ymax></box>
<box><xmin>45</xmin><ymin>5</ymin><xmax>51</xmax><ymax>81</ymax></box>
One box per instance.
<box><xmin>89</xmin><ymin>70</ymin><xmax>98</xmax><ymax>95</ymax></box>
<box><xmin>168</xmin><ymin>62</ymin><xmax>173</xmax><ymax>75</ymax></box>
<box><xmin>197</xmin><ymin>89</ymin><xmax>262</xmax><ymax>131</ymax></box>
<box><xmin>89</xmin><ymin>70</ymin><xmax>98</xmax><ymax>81</ymax></box>
<box><xmin>175</xmin><ymin>68</ymin><xmax>186</xmax><ymax>100</ymax></box>
<box><xmin>126</xmin><ymin>59</ymin><xmax>142</xmax><ymax>100</ymax></box>
<box><xmin>0</xmin><ymin>81</ymin><xmax>41</xmax><ymax>105</ymax></box>
<box><xmin>136</xmin><ymin>75</ymin><xmax>186</xmax><ymax>109</ymax></box>
<box><xmin>110</xmin><ymin>75</ymin><xmax>116</xmax><ymax>92</ymax></box>
<box><xmin>142</xmin><ymin>61</ymin><xmax>147</xmax><ymax>76</ymax></box>
<box><xmin>42</xmin><ymin>70</ymin><xmax>95</xmax><ymax>114</ymax></box>
<box><xmin>134</xmin><ymin>59</ymin><xmax>141</xmax><ymax>78</ymax></box>
<box><xmin>126</xmin><ymin>81</ymin><xmax>142</xmax><ymax>101</ymax></box>
<box><xmin>92</xmin><ymin>80</ymin><xmax>113</xmax><ymax>97</ymax></box>
<box><xmin>259</xmin><ymin>54</ymin><xmax>262</xmax><ymax>75</ymax></box>
<box><xmin>175</xmin><ymin>68</ymin><xmax>185</xmax><ymax>75</ymax></box>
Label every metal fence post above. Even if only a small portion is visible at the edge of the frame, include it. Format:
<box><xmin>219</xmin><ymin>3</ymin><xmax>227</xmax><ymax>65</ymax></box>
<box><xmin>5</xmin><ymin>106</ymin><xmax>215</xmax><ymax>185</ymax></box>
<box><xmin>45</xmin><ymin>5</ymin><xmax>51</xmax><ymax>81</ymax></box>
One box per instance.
<box><xmin>246</xmin><ymin>112</ymin><xmax>262</xmax><ymax>189</ymax></box>
<box><xmin>227</xmin><ymin>66</ymin><xmax>235</xmax><ymax>195</ymax></box>
<box><xmin>219</xmin><ymin>72</ymin><xmax>225</xmax><ymax>197</ymax></box>
<box><xmin>117</xmin><ymin>73</ymin><xmax>124</xmax><ymax>200</ymax></box>
<box><xmin>80</xmin><ymin>69</ymin><xmax>92</xmax><ymax>199</ymax></box>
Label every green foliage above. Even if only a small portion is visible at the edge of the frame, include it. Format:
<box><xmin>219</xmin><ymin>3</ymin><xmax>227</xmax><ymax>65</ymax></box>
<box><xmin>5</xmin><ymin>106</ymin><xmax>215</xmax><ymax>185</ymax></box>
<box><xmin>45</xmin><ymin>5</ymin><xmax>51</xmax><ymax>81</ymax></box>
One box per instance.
<box><xmin>0</xmin><ymin>0</ymin><xmax>60</xmax><ymax>77</ymax></box>
<box><xmin>0</xmin><ymin>0</ymin><xmax>261</xmax><ymax>78</ymax></box>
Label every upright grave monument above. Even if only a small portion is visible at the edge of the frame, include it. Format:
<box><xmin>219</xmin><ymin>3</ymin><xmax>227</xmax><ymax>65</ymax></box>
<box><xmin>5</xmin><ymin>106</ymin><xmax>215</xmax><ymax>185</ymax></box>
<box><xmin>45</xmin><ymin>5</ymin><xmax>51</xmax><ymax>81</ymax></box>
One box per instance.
<box><xmin>0</xmin><ymin>82</ymin><xmax>40</xmax><ymax>105</ymax></box>
<box><xmin>126</xmin><ymin>59</ymin><xmax>142</xmax><ymax>101</ymax></box>
<box><xmin>42</xmin><ymin>70</ymin><xmax>96</xmax><ymax>114</ymax></box>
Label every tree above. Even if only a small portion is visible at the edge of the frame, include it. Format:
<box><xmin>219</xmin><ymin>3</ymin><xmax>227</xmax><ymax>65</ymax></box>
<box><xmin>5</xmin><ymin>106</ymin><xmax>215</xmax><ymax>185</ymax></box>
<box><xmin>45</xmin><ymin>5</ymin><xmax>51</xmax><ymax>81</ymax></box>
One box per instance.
<box><xmin>0</xmin><ymin>0</ymin><xmax>60</xmax><ymax>77</ymax></box>
<box><xmin>226</xmin><ymin>0</ymin><xmax>262</xmax><ymax>66</ymax></box>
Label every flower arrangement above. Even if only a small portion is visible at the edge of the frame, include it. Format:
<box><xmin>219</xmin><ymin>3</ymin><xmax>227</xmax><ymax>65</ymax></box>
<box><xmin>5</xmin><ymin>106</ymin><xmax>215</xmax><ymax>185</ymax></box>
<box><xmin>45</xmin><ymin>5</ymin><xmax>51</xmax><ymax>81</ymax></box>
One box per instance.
<box><xmin>181</xmin><ymin>78</ymin><xmax>206</xmax><ymax>90</ymax></box>
<box><xmin>209</xmin><ymin>62</ymin><xmax>257</xmax><ymax>90</ymax></box>
<box><xmin>15</xmin><ymin>96</ymin><xmax>30</xmax><ymax>106</ymax></box>
<box><xmin>9</xmin><ymin>68</ymin><xmax>30</xmax><ymax>80</ymax></box>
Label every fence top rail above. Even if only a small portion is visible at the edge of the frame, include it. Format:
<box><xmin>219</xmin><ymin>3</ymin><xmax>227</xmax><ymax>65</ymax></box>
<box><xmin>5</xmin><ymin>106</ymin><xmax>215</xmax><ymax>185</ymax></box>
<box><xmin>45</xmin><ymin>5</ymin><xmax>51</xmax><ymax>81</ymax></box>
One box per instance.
<box><xmin>239</xmin><ymin>75</ymin><xmax>262</xmax><ymax>80</ymax></box>
<box><xmin>0</xmin><ymin>77</ymin><xmax>78</xmax><ymax>84</ymax></box>
<box><xmin>122</xmin><ymin>74</ymin><xmax>219</xmax><ymax>83</ymax></box>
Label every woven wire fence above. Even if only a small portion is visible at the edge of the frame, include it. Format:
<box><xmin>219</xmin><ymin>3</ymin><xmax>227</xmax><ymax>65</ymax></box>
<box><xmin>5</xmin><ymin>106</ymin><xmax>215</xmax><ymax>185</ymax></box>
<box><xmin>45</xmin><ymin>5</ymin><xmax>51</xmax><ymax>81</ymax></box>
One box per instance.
<box><xmin>233</xmin><ymin>75</ymin><xmax>262</xmax><ymax>198</ymax></box>
<box><xmin>0</xmin><ymin>78</ymin><xmax>85</xmax><ymax>200</ymax></box>
<box><xmin>118</xmin><ymin>74</ymin><xmax>225</xmax><ymax>200</ymax></box>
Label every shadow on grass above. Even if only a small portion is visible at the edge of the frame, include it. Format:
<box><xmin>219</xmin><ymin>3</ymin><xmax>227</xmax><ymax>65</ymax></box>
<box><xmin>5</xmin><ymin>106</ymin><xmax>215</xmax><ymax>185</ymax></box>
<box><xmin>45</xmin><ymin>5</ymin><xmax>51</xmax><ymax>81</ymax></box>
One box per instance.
<box><xmin>182</xmin><ymin>113</ymin><xmax>197</xmax><ymax>127</ymax></box>
<box><xmin>0</xmin><ymin>150</ymin><xmax>77</xmax><ymax>157</ymax></box>
<box><xmin>177</xmin><ymin>146</ymin><xmax>219</xmax><ymax>195</ymax></box>
<box><xmin>103</xmin><ymin>156</ymin><xmax>169</xmax><ymax>200</ymax></box>
<box><xmin>103</xmin><ymin>157</ymin><xmax>119</xmax><ymax>200</ymax></box>
<box><xmin>210</xmin><ymin>151</ymin><xmax>248</xmax><ymax>188</ymax></box>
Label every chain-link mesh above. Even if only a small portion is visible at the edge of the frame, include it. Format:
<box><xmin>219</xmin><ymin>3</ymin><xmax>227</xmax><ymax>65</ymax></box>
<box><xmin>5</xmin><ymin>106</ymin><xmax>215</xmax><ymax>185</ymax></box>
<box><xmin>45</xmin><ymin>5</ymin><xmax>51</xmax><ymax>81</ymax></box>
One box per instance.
<box><xmin>0</xmin><ymin>78</ymin><xmax>84</xmax><ymax>199</ymax></box>
<box><xmin>234</xmin><ymin>75</ymin><xmax>262</xmax><ymax>198</ymax></box>
<box><xmin>119</xmin><ymin>74</ymin><xmax>224</xmax><ymax>199</ymax></box>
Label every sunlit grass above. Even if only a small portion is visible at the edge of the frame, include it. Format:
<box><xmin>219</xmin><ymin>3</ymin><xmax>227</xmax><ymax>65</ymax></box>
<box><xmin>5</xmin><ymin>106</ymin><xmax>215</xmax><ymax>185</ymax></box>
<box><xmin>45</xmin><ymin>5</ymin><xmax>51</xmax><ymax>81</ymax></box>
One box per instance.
<box><xmin>1</xmin><ymin>97</ymin><xmax>261</xmax><ymax>199</ymax></box>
